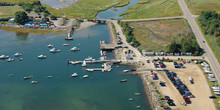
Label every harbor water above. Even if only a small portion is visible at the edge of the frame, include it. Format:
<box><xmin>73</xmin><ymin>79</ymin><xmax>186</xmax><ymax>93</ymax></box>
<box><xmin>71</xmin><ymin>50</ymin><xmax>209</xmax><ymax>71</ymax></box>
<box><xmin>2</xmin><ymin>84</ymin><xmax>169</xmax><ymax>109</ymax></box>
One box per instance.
<box><xmin>96</xmin><ymin>0</ymin><xmax>138</xmax><ymax>19</ymax></box>
<box><xmin>0</xmin><ymin>24</ymin><xmax>151</xmax><ymax>110</ymax></box>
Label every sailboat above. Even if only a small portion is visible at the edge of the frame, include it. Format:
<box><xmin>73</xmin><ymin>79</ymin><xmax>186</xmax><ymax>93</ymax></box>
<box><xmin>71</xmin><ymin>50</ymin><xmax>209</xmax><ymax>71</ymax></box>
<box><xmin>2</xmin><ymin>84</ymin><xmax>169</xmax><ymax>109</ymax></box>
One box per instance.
<box><xmin>65</xmin><ymin>33</ymin><xmax>73</xmax><ymax>40</ymax></box>
<box><xmin>82</xmin><ymin>60</ymin><xmax>87</xmax><ymax>67</ymax></box>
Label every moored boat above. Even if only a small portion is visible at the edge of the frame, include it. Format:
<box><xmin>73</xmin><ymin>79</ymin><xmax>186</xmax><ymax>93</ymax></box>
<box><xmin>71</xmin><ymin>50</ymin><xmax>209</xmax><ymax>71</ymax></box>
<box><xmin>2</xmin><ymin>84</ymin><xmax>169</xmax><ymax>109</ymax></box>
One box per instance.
<box><xmin>49</xmin><ymin>48</ymin><xmax>60</xmax><ymax>53</ymax></box>
<box><xmin>47</xmin><ymin>44</ymin><xmax>53</xmax><ymax>48</ymax></box>
<box><xmin>123</xmin><ymin>70</ymin><xmax>129</xmax><ymax>72</ymax></box>
<box><xmin>0</xmin><ymin>55</ymin><xmax>9</xmax><ymax>59</ymax></box>
<box><xmin>82</xmin><ymin>60</ymin><xmax>87</xmax><ymax>67</ymax></box>
<box><xmin>70</xmin><ymin>47</ymin><xmax>80</xmax><ymax>51</ymax></box>
<box><xmin>47</xmin><ymin>76</ymin><xmax>53</xmax><ymax>78</ymax></box>
<box><xmin>63</xmin><ymin>43</ymin><xmax>70</xmax><ymax>46</ymax></box>
<box><xmin>7</xmin><ymin>58</ymin><xmax>14</xmax><ymax>62</ymax></box>
<box><xmin>14</xmin><ymin>52</ymin><xmax>22</xmax><ymax>57</ymax></box>
<box><xmin>120</xmin><ymin>79</ymin><xmax>127</xmax><ymax>82</ymax></box>
<box><xmin>38</xmin><ymin>55</ymin><xmax>47</xmax><ymax>59</ymax></box>
<box><xmin>134</xmin><ymin>93</ymin><xmax>141</xmax><ymax>96</ymax></box>
<box><xmin>24</xmin><ymin>75</ymin><xmax>33</xmax><ymax>80</ymax></box>
<box><xmin>83</xmin><ymin>75</ymin><xmax>88</xmax><ymax>78</ymax></box>
<box><xmin>31</xmin><ymin>81</ymin><xmax>38</xmax><ymax>84</ymax></box>
<box><xmin>71</xmin><ymin>73</ymin><xmax>78</xmax><ymax>77</ymax></box>
<box><xmin>85</xmin><ymin>56</ymin><xmax>95</xmax><ymax>61</ymax></box>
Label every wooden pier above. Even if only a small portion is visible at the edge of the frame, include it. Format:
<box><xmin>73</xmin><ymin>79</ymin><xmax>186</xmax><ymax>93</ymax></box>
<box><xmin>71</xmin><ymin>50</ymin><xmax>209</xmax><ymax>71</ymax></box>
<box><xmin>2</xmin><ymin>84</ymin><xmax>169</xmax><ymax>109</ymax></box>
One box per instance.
<box><xmin>68</xmin><ymin>59</ymin><xmax>121</xmax><ymax>64</ymax></box>
<box><xmin>100</xmin><ymin>41</ymin><xmax>116</xmax><ymax>51</ymax></box>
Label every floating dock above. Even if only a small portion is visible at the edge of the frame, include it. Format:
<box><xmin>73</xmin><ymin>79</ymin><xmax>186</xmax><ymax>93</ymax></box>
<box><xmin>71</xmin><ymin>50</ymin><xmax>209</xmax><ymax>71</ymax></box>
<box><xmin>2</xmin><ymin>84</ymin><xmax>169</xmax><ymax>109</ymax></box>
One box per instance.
<box><xmin>68</xmin><ymin>59</ymin><xmax>121</xmax><ymax>64</ymax></box>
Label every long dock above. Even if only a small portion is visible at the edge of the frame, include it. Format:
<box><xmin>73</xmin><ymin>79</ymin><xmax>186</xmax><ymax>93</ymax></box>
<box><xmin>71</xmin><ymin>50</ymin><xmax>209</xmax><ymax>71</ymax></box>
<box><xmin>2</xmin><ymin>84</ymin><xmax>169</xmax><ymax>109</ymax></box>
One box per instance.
<box><xmin>68</xmin><ymin>59</ymin><xmax>121</xmax><ymax>64</ymax></box>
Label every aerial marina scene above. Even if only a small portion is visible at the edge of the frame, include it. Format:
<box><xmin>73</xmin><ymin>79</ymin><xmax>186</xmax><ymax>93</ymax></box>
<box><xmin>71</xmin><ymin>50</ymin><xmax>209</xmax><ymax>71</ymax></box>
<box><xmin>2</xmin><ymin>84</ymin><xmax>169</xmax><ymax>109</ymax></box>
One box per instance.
<box><xmin>0</xmin><ymin>0</ymin><xmax>220</xmax><ymax>110</ymax></box>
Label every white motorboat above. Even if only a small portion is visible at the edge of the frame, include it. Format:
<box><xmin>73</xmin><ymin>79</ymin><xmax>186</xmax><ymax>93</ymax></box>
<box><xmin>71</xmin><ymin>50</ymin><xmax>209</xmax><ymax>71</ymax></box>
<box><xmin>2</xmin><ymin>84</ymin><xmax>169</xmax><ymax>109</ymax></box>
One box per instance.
<box><xmin>38</xmin><ymin>55</ymin><xmax>47</xmax><ymax>59</ymax></box>
<box><xmin>31</xmin><ymin>81</ymin><xmax>38</xmax><ymax>84</ymax></box>
<box><xmin>71</xmin><ymin>73</ymin><xmax>78</xmax><ymax>77</ymax></box>
<box><xmin>212</xmin><ymin>85</ymin><xmax>220</xmax><ymax>90</ymax></box>
<box><xmin>86</xmin><ymin>69</ymin><xmax>94</xmax><ymax>72</ymax></box>
<box><xmin>128</xmin><ymin>98</ymin><xmax>134</xmax><ymax>101</ymax></box>
<box><xmin>70</xmin><ymin>47</ymin><xmax>80</xmax><ymax>51</ymax></box>
<box><xmin>123</xmin><ymin>70</ymin><xmax>129</xmax><ymax>72</ymax></box>
<box><xmin>120</xmin><ymin>79</ymin><xmax>127</xmax><ymax>82</ymax></box>
<box><xmin>7</xmin><ymin>58</ymin><xmax>14</xmax><ymax>62</ymax></box>
<box><xmin>49</xmin><ymin>48</ymin><xmax>60</xmax><ymax>53</ymax></box>
<box><xmin>63</xmin><ymin>43</ymin><xmax>70</xmax><ymax>46</ymax></box>
<box><xmin>82</xmin><ymin>60</ymin><xmax>87</xmax><ymax>67</ymax></box>
<box><xmin>14</xmin><ymin>52</ymin><xmax>22</xmax><ymax>57</ymax></box>
<box><xmin>19</xmin><ymin>58</ymin><xmax>24</xmax><ymax>61</ymax></box>
<box><xmin>47</xmin><ymin>44</ymin><xmax>53</xmax><ymax>48</ymax></box>
<box><xmin>0</xmin><ymin>55</ymin><xmax>9</xmax><ymax>59</ymax></box>
<box><xmin>85</xmin><ymin>56</ymin><xmax>95</xmax><ymax>61</ymax></box>
<box><xmin>47</xmin><ymin>76</ymin><xmax>53</xmax><ymax>78</ymax></box>
<box><xmin>83</xmin><ymin>75</ymin><xmax>88</xmax><ymax>78</ymax></box>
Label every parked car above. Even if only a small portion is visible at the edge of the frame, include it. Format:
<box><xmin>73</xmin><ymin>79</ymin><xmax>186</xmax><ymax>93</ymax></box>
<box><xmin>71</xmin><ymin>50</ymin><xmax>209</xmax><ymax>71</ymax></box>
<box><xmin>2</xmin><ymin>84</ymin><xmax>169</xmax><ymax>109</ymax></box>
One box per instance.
<box><xmin>209</xmin><ymin>96</ymin><xmax>216</xmax><ymax>99</ymax></box>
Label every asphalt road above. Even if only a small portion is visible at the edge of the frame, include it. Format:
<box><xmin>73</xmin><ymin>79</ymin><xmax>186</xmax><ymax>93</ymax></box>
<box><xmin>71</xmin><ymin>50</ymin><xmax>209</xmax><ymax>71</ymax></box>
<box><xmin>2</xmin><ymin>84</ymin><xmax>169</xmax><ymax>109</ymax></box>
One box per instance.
<box><xmin>178</xmin><ymin>0</ymin><xmax>220</xmax><ymax>84</ymax></box>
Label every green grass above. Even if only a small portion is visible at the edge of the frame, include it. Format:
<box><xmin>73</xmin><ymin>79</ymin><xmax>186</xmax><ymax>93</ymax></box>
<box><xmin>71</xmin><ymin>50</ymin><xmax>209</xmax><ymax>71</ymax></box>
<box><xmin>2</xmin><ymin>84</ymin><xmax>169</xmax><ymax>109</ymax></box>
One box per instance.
<box><xmin>0</xmin><ymin>5</ymin><xmax>24</xmax><ymax>17</ymax></box>
<box><xmin>195</xmin><ymin>19</ymin><xmax>220</xmax><ymax>63</ymax></box>
<box><xmin>184</xmin><ymin>0</ymin><xmax>220</xmax><ymax>15</ymax></box>
<box><xmin>0</xmin><ymin>26</ymin><xmax>63</xmax><ymax>34</ymax></box>
<box><xmin>128</xmin><ymin>18</ymin><xmax>194</xmax><ymax>52</ymax></box>
<box><xmin>115</xmin><ymin>0</ymin><xmax>129</xmax><ymax>7</ymax></box>
<box><xmin>121</xmin><ymin>0</ymin><xmax>183</xmax><ymax>19</ymax></box>
<box><xmin>138</xmin><ymin>0</ymin><xmax>150</xmax><ymax>4</ymax></box>
<box><xmin>0</xmin><ymin>0</ymin><xmax>38</xmax><ymax>3</ymax></box>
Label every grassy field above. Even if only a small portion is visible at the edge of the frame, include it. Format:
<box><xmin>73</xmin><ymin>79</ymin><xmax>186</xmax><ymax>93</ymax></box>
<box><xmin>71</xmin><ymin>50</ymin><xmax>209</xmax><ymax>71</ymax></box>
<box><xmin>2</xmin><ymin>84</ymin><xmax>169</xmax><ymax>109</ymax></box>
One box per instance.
<box><xmin>121</xmin><ymin>0</ymin><xmax>183</xmax><ymax>19</ymax></box>
<box><xmin>115</xmin><ymin>0</ymin><xmax>129</xmax><ymax>7</ymax></box>
<box><xmin>0</xmin><ymin>26</ymin><xmax>63</xmax><ymax>34</ymax></box>
<box><xmin>0</xmin><ymin>0</ymin><xmax>38</xmax><ymax>3</ymax></box>
<box><xmin>184</xmin><ymin>0</ymin><xmax>220</xmax><ymax>15</ymax></box>
<box><xmin>0</xmin><ymin>5</ymin><xmax>24</xmax><ymax>17</ymax></box>
<box><xmin>128</xmin><ymin>18</ymin><xmax>194</xmax><ymax>52</ymax></box>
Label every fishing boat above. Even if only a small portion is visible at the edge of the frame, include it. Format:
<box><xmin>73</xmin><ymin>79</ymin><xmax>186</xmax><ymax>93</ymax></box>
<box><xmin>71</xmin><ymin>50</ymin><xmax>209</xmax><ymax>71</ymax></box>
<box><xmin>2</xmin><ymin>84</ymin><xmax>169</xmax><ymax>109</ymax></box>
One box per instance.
<box><xmin>82</xmin><ymin>60</ymin><xmax>87</xmax><ymax>67</ymax></box>
<box><xmin>31</xmin><ymin>81</ymin><xmax>38</xmax><ymax>84</ymax></box>
<box><xmin>14</xmin><ymin>52</ymin><xmax>22</xmax><ymax>57</ymax></box>
<box><xmin>24</xmin><ymin>75</ymin><xmax>33</xmax><ymax>80</ymax></box>
<box><xmin>83</xmin><ymin>75</ymin><xmax>88</xmax><ymax>78</ymax></box>
<box><xmin>7</xmin><ymin>58</ymin><xmax>14</xmax><ymax>62</ymax></box>
<box><xmin>71</xmin><ymin>73</ymin><xmax>78</xmax><ymax>77</ymax></box>
<box><xmin>63</xmin><ymin>43</ymin><xmax>70</xmax><ymax>46</ymax></box>
<box><xmin>70</xmin><ymin>47</ymin><xmax>80</xmax><ymax>51</ymax></box>
<box><xmin>120</xmin><ymin>79</ymin><xmax>127</xmax><ymax>82</ymax></box>
<box><xmin>47</xmin><ymin>44</ymin><xmax>53</xmax><ymax>48</ymax></box>
<box><xmin>0</xmin><ymin>55</ymin><xmax>9</xmax><ymax>59</ymax></box>
<box><xmin>38</xmin><ymin>55</ymin><xmax>47</xmax><ymax>59</ymax></box>
<box><xmin>136</xmin><ymin>106</ymin><xmax>141</xmax><ymax>109</ymax></box>
<box><xmin>49</xmin><ymin>48</ymin><xmax>60</xmax><ymax>53</ymax></box>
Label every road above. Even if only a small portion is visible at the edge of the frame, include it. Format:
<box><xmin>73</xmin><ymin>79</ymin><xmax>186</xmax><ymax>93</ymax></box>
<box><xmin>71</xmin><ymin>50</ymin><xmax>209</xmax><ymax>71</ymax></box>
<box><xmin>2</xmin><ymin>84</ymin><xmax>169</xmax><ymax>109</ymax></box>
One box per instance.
<box><xmin>178</xmin><ymin>0</ymin><xmax>220</xmax><ymax>84</ymax></box>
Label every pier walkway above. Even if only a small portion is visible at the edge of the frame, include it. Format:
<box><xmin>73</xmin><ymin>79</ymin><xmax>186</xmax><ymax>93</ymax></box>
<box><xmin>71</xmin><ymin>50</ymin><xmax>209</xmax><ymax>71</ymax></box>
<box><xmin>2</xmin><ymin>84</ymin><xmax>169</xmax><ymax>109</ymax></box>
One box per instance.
<box><xmin>68</xmin><ymin>59</ymin><xmax>121</xmax><ymax>64</ymax></box>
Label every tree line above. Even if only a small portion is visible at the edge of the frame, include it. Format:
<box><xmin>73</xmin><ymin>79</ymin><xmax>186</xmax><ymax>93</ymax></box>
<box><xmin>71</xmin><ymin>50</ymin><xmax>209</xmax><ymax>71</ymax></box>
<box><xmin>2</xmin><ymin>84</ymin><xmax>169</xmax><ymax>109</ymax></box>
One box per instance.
<box><xmin>118</xmin><ymin>20</ymin><xmax>140</xmax><ymax>47</ymax></box>
<box><xmin>198</xmin><ymin>11</ymin><xmax>220</xmax><ymax>47</ymax></box>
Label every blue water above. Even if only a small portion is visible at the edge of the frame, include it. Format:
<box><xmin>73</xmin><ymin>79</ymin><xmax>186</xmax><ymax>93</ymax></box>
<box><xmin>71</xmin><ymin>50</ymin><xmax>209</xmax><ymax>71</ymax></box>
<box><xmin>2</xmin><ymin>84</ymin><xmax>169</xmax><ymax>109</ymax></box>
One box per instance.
<box><xmin>96</xmin><ymin>0</ymin><xmax>138</xmax><ymax>19</ymax></box>
<box><xmin>0</xmin><ymin>24</ymin><xmax>151</xmax><ymax>110</ymax></box>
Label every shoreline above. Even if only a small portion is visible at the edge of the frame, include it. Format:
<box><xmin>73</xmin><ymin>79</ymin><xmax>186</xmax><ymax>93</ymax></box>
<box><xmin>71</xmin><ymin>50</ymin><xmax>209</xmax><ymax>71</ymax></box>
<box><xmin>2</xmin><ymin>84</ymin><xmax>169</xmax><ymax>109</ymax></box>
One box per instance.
<box><xmin>75</xmin><ymin>21</ymin><xmax>97</xmax><ymax>31</ymax></box>
<box><xmin>106</xmin><ymin>21</ymin><xmax>160</xmax><ymax>110</ymax></box>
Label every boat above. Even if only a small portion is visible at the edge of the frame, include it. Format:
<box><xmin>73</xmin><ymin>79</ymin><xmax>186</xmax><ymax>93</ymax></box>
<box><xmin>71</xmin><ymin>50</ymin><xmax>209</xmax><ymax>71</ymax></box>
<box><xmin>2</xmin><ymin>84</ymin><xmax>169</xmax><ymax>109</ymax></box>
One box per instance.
<box><xmin>8</xmin><ymin>74</ymin><xmax>14</xmax><ymax>76</ymax></box>
<box><xmin>212</xmin><ymin>85</ymin><xmax>220</xmax><ymax>90</ymax></box>
<box><xmin>0</xmin><ymin>55</ymin><xmax>9</xmax><ymax>59</ymax></box>
<box><xmin>83</xmin><ymin>75</ymin><xmax>89</xmax><ymax>78</ymax></box>
<box><xmin>47</xmin><ymin>44</ymin><xmax>53</xmax><ymax>48</ymax></box>
<box><xmin>136</xmin><ymin>106</ymin><xmax>141</xmax><ymax>109</ymax></box>
<box><xmin>71</xmin><ymin>73</ymin><xmax>78</xmax><ymax>77</ymax></box>
<box><xmin>70</xmin><ymin>47</ymin><xmax>80</xmax><ymax>51</ymax></box>
<box><xmin>14</xmin><ymin>52</ymin><xmax>22</xmax><ymax>57</ymax></box>
<box><xmin>65</xmin><ymin>33</ymin><xmax>73</xmax><ymax>40</ymax></box>
<box><xmin>19</xmin><ymin>58</ymin><xmax>24</xmax><ymax>61</ymax></box>
<box><xmin>86</xmin><ymin>69</ymin><xmax>94</xmax><ymax>72</ymax></box>
<box><xmin>120</xmin><ymin>79</ymin><xmax>127</xmax><ymax>82</ymax></box>
<box><xmin>63</xmin><ymin>43</ymin><xmax>70</xmax><ymax>46</ymax></box>
<box><xmin>38</xmin><ymin>55</ymin><xmax>47</xmax><ymax>59</ymax></box>
<box><xmin>85</xmin><ymin>56</ymin><xmax>95</xmax><ymax>61</ymax></box>
<box><xmin>123</xmin><ymin>70</ymin><xmax>129</xmax><ymax>72</ymax></box>
<box><xmin>134</xmin><ymin>93</ymin><xmax>141</xmax><ymax>96</ymax></box>
<box><xmin>82</xmin><ymin>60</ymin><xmax>87</xmax><ymax>67</ymax></box>
<box><xmin>31</xmin><ymin>81</ymin><xmax>38</xmax><ymax>84</ymax></box>
<box><xmin>7</xmin><ymin>58</ymin><xmax>14</xmax><ymax>62</ymax></box>
<box><xmin>47</xmin><ymin>76</ymin><xmax>53</xmax><ymax>78</ymax></box>
<box><xmin>49</xmin><ymin>48</ymin><xmax>60</xmax><ymax>53</ymax></box>
<box><xmin>128</xmin><ymin>98</ymin><xmax>134</xmax><ymax>101</ymax></box>
<box><xmin>24</xmin><ymin>75</ymin><xmax>33</xmax><ymax>80</ymax></box>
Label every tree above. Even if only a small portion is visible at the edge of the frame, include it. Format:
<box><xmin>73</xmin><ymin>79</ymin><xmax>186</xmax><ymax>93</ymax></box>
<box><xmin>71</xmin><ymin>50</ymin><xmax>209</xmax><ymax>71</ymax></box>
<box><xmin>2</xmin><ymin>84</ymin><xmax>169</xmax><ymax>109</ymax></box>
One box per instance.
<box><xmin>217</xmin><ymin>37</ymin><xmax>220</xmax><ymax>47</ymax></box>
<box><xmin>50</xmin><ymin>15</ymin><xmax>57</xmax><ymax>20</ymax></box>
<box><xmin>14</xmin><ymin>11</ymin><xmax>29</xmax><ymax>25</ymax></box>
<box><xmin>167</xmin><ymin>41</ymin><xmax>181</xmax><ymax>53</ymax></box>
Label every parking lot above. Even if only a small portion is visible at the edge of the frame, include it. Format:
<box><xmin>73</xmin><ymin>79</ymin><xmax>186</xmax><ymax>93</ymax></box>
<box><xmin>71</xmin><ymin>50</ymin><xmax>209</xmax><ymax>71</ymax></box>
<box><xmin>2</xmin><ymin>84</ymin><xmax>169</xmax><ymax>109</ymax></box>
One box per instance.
<box><xmin>154</xmin><ymin>62</ymin><xmax>215</xmax><ymax>110</ymax></box>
